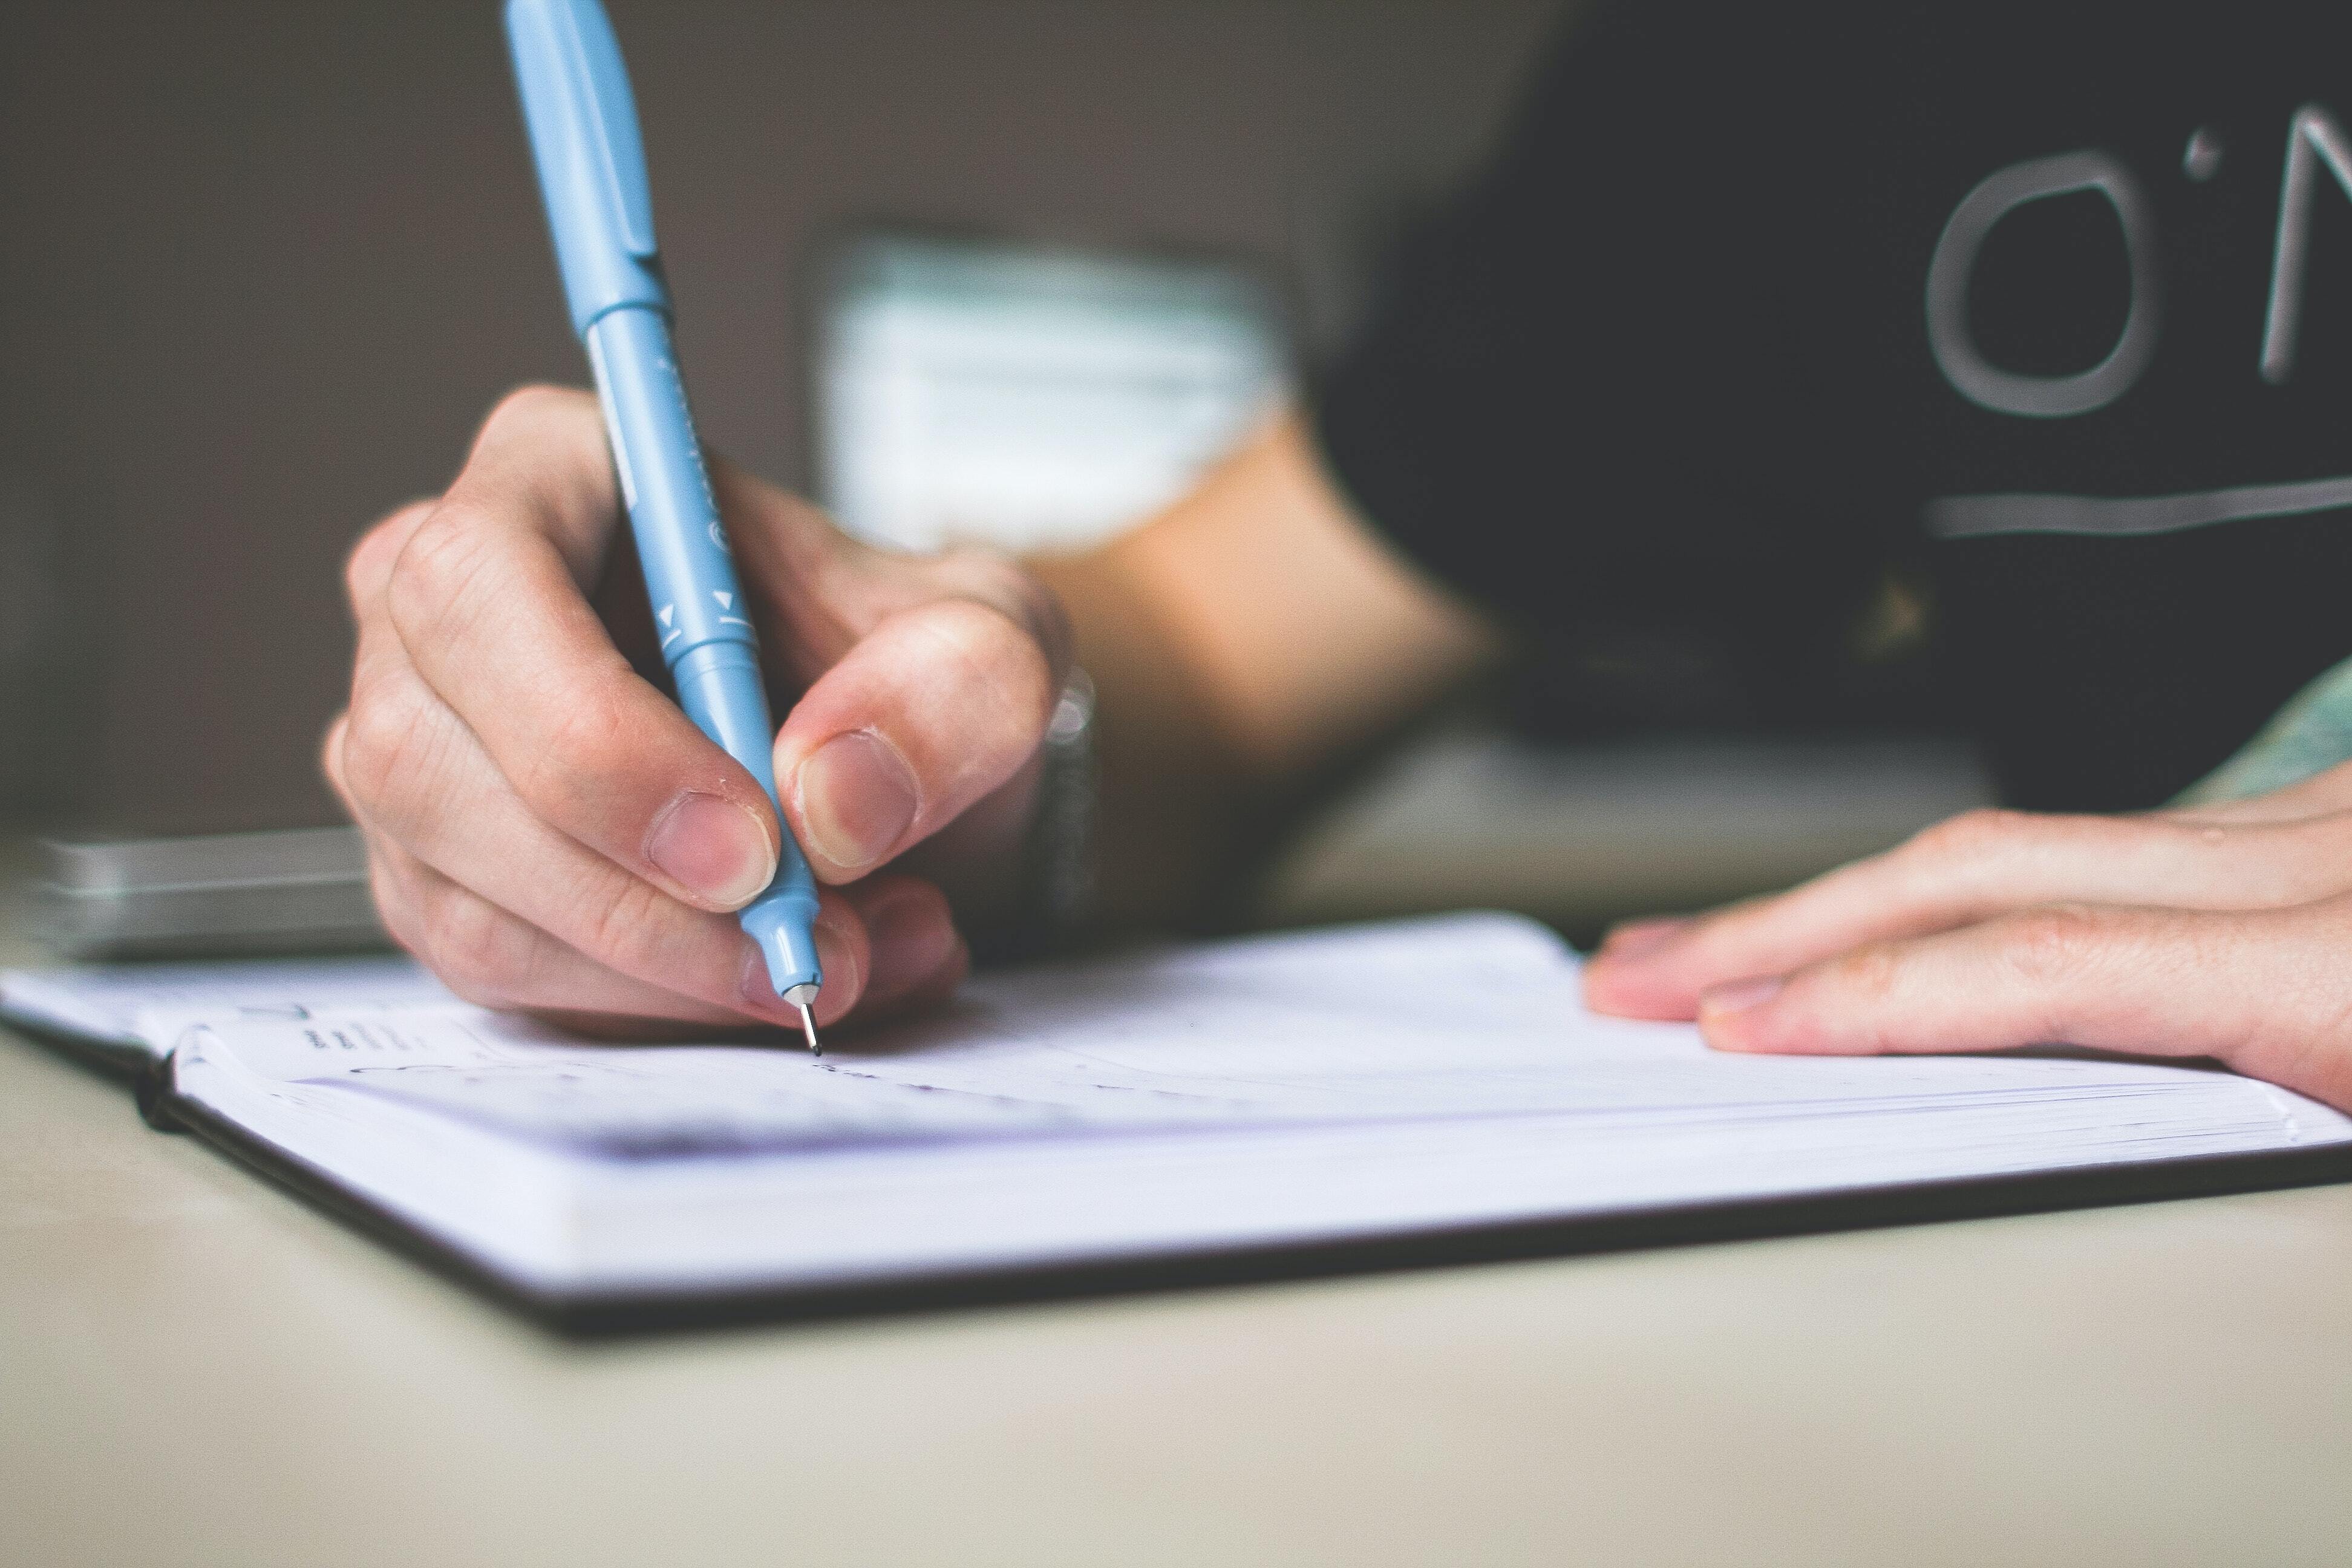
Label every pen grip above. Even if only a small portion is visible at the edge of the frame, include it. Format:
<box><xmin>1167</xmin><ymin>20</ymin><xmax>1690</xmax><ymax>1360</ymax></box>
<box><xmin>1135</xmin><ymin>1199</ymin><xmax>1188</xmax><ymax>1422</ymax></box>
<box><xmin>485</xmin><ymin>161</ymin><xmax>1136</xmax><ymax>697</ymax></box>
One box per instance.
<box><xmin>586</xmin><ymin>307</ymin><xmax>750</xmax><ymax>670</ymax></box>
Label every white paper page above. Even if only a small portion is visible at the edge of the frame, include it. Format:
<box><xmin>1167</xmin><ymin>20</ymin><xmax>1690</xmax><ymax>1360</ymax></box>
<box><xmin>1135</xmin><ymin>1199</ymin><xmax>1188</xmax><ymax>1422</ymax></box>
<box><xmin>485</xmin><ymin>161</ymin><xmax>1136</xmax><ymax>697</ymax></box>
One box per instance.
<box><xmin>0</xmin><ymin>955</ymin><xmax>452</xmax><ymax>1054</ymax></box>
<box><xmin>561</xmin><ymin>1083</ymin><xmax>2321</xmax><ymax>1293</ymax></box>
<box><xmin>166</xmin><ymin>912</ymin><xmax>2352</xmax><ymax>1298</ymax></box>
<box><xmin>185</xmin><ymin>913</ymin><xmax>2352</xmax><ymax>1159</ymax></box>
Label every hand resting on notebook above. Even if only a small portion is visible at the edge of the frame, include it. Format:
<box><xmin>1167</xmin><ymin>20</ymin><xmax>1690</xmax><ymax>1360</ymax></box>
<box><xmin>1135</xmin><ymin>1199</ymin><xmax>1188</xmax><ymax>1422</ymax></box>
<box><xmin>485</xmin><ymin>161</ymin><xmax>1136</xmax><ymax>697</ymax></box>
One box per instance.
<box><xmin>324</xmin><ymin>386</ymin><xmax>1070</xmax><ymax>1036</ymax></box>
<box><xmin>1584</xmin><ymin>765</ymin><xmax>2352</xmax><ymax>1113</ymax></box>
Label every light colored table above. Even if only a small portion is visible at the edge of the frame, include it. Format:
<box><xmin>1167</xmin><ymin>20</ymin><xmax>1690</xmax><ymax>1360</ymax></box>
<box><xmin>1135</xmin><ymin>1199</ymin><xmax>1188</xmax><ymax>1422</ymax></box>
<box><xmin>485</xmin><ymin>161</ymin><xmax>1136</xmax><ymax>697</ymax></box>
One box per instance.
<box><xmin>4</xmin><ymin>869</ymin><xmax>2351</xmax><ymax>1566</ymax></box>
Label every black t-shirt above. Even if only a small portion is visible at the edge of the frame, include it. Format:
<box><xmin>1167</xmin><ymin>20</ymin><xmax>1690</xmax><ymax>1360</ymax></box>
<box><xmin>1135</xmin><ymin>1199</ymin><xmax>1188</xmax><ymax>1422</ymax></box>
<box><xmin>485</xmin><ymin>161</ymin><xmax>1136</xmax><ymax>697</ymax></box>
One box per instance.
<box><xmin>1317</xmin><ymin>0</ymin><xmax>2352</xmax><ymax>810</ymax></box>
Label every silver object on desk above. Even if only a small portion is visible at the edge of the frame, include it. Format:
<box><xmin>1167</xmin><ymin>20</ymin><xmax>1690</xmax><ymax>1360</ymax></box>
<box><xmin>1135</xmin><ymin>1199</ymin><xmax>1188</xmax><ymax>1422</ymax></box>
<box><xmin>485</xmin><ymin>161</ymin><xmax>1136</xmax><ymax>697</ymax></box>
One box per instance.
<box><xmin>39</xmin><ymin>826</ymin><xmax>387</xmax><ymax>961</ymax></box>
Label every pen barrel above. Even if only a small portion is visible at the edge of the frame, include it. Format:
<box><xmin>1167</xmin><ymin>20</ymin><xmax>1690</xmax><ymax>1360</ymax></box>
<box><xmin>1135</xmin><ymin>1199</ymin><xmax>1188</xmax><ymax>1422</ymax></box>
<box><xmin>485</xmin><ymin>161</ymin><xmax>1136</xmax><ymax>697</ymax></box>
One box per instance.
<box><xmin>587</xmin><ymin>306</ymin><xmax>824</xmax><ymax>995</ymax></box>
<box><xmin>586</xmin><ymin>307</ymin><xmax>747</xmax><ymax>667</ymax></box>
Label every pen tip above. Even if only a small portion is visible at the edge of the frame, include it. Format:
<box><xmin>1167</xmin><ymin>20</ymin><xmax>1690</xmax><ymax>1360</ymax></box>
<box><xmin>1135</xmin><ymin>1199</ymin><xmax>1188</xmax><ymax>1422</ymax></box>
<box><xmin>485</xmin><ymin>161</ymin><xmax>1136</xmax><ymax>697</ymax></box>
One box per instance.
<box><xmin>796</xmin><ymin>1001</ymin><xmax>822</xmax><ymax>1057</ymax></box>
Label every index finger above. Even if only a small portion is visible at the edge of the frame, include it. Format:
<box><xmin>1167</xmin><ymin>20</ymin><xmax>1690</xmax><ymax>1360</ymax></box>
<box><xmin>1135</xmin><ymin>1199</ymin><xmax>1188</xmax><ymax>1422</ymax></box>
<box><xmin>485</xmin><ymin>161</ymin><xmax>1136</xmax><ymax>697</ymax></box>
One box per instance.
<box><xmin>1584</xmin><ymin>808</ymin><xmax>2337</xmax><ymax>1022</ymax></box>
<box><xmin>1693</xmin><ymin>899</ymin><xmax>2352</xmax><ymax>1112</ymax></box>
<box><xmin>383</xmin><ymin>385</ymin><xmax>783</xmax><ymax>913</ymax></box>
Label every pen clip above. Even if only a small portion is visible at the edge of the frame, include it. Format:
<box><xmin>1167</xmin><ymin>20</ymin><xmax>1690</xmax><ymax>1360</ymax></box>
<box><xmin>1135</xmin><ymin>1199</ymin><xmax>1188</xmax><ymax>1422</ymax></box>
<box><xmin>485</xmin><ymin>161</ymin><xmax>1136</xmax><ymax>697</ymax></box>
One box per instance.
<box><xmin>542</xmin><ymin>0</ymin><xmax>657</xmax><ymax>259</ymax></box>
<box><xmin>508</xmin><ymin>0</ymin><xmax>667</xmax><ymax>332</ymax></box>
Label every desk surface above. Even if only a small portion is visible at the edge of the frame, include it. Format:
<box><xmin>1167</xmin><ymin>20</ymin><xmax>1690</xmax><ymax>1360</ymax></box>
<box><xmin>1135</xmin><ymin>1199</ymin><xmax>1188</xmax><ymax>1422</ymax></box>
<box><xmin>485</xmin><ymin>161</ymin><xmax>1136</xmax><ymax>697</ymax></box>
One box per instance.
<box><xmin>4</xmin><ymin>881</ymin><xmax>2351</xmax><ymax>1566</ymax></box>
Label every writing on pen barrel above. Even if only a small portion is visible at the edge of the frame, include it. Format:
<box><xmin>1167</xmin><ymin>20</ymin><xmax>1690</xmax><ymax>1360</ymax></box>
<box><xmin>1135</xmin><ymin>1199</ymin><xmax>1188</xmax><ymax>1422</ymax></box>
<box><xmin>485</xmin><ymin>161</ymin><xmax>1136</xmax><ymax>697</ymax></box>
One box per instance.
<box><xmin>506</xmin><ymin>0</ymin><xmax>826</xmax><ymax>1038</ymax></box>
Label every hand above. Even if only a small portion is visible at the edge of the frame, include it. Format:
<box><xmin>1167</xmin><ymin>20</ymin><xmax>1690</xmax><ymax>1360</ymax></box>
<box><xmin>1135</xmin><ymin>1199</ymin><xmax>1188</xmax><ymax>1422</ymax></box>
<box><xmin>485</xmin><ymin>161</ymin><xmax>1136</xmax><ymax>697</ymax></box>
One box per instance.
<box><xmin>325</xmin><ymin>387</ymin><xmax>1070</xmax><ymax>1036</ymax></box>
<box><xmin>1583</xmin><ymin>764</ymin><xmax>2352</xmax><ymax>1112</ymax></box>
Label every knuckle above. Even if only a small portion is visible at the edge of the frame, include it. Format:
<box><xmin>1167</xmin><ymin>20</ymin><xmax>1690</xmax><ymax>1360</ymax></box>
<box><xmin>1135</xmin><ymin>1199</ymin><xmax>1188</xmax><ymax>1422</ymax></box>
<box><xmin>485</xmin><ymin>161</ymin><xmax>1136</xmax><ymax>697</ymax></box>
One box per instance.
<box><xmin>342</xmin><ymin>533</ymin><xmax>379</xmax><ymax>612</ymax></box>
<box><xmin>1826</xmin><ymin>942</ymin><xmax>1907</xmax><ymax>1012</ymax></box>
<box><xmin>1909</xmin><ymin>806</ymin><xmax>2034</xmax><ymax>862</ymax></box>
<box><xmin>339</xmin><ymin>677</ymin><xmax>443</xmax><ymax>809</ymax></box>
<box><xmin>343</xmin><ymin>503</ymin><xmax>431</xmax><ymax>612</ymax></box>
<box><xmin>480</xmin><ymin>382</ymin><xmax>590</xmax><ymax>442</ymax></box>
<box><xmin>929</xmin><ymin>594</ymin><xmax>1059</xmax><ymax>729</ymax></box>
<box><xmin>509</xmin><ymin>670</ymin><xmax>647</xmax><ymax>819</ymax></box>
<box><xmin>576</xmin><ymin>873</ymin><xmax>672</xmax><ymax>976</ymax></box>
<box><xmin>385</xmin><ymin>502</ymin><xmax>500</xmax><ymax>648</ymax></box>
<box><xmin>418</xmin><ymin>884</ymin><xmax>540</xmax><ymax>1007</ymax></box>
<box><xmin>2002</xmin><ymin>903</ymin><xmax>2109</xmax><ymax>988</ymax></box>
<box><xmin>319</xmin><ymin>714</ymin><xmax>353</xmax><ymax>802</ymax></box>
<box><xmin>929</xmin><ymin>544</ymin><xmax>1067</xmax><ymax>654</ymax></box>
<box><xmin>364</xmin><ymin>855</ymin><xmax>425</xmax><ymax>955</ymax></box>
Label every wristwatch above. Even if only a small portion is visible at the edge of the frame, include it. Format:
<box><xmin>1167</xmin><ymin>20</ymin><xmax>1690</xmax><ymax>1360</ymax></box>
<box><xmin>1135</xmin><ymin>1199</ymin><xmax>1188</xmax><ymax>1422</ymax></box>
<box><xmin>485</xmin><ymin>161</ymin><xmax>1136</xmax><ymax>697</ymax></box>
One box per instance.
<box><xmin>1009</xmin><ymin>669</ymin><xmax>1097</xmax><ymax>956</ymax></box>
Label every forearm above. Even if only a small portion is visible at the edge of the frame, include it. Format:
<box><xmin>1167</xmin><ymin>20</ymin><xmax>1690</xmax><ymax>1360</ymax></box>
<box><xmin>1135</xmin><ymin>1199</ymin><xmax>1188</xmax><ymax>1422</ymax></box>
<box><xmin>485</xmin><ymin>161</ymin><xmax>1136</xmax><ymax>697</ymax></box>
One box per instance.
<box><xmin>1034</xmin><ymin>413</ymin><xmax>1502</xmax><ymax>930</ymax></box>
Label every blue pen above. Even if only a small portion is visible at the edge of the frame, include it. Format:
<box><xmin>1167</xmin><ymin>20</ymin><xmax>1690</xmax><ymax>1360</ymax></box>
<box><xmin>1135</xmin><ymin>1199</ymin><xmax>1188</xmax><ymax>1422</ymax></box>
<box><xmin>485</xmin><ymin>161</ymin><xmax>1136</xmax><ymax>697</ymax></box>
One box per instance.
<box><xmin>506</xmin><ymin>0</ymin><xmax>825</xmax><ymax>1050</ymax></box>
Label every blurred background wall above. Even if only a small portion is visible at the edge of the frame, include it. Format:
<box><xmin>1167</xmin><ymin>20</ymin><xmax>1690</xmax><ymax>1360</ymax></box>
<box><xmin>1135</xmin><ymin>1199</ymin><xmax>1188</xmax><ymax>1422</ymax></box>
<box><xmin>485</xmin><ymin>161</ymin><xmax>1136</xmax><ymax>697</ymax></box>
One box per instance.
<box><xmin>0</xmin><ymin>0</ymin><xmax>1562</xmax><ymax>835</ymax></box>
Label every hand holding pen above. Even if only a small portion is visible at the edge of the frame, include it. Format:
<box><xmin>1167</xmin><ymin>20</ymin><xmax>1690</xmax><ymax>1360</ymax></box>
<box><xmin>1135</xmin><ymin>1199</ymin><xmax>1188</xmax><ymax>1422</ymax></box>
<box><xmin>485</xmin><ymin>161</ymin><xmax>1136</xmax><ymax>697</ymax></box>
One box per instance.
<box><xmin>322</xmin><ymin>0</ymin><xmax>1069</xmax><ymax>1039</ymax></box>
<box><xmin>326</xmin><ymin>386</ymin><xmax>1068</xmax><ymax>1036</ymax></box>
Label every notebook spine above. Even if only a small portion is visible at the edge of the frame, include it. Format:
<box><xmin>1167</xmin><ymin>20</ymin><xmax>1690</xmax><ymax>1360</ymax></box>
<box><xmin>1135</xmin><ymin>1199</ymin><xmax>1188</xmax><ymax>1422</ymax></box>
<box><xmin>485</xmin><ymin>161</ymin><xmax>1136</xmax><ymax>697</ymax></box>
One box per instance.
<box><xmin>133</xmin><ymin>1047</ymin><xmax>185</xmax><ymax>1132</ymax></box>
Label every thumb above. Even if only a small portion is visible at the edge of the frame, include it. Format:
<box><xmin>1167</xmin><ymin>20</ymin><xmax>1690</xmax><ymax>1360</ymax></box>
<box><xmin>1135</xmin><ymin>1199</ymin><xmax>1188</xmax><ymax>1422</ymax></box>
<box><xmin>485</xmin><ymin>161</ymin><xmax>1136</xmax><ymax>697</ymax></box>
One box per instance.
<box><xmin>696</xmin><ymin>450</ymin><xmax>1071</xmax><ymax>883</ymax></box>
<box><xmin>774</xmin><ymin>595</ymin><xmax>1063</xmax><ymax>882</ymax></box>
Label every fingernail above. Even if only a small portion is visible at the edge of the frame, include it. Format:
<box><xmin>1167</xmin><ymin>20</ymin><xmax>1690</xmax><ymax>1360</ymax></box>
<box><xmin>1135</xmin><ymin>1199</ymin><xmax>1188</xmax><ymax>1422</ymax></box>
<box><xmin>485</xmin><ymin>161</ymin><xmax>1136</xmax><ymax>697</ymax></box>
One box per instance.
<box><xmin>866</xmin><ymin>893</ymin><xmax>955</xmax><ymax>1001</ymax></box>
<box><xmin>1598</xmin><ymin>918</ymin><xmax>1690</xmax><ymax>963</ymax></box>
<box><xmin>1699</xmin><ymin>975</ymin><xmax>1784</xmax><ymax>1015</ymax></box>
<box><xmin>795</xmin><ymin>730</ymin><xmax>918</xmax><ymax>875</ymax></box>
<box><xmin>647</xmin><ymin>791</ymin><xmax>777</xmax><ymax>909</ymax></box>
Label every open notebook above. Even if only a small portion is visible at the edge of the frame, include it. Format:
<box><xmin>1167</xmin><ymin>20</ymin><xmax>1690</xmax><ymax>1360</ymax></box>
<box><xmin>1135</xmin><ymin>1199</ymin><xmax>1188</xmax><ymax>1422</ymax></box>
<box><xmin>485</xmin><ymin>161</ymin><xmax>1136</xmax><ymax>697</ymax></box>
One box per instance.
<box><xmin>6</xmin><ymin>913</ymin><xmax>2349</xmax><ymax>1327</ymax></box>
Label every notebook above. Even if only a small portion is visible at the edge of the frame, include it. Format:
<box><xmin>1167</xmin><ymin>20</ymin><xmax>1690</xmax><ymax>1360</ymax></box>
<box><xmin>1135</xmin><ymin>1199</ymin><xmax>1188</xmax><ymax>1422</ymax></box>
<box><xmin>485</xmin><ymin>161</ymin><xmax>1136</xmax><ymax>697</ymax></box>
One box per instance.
<box><xmin>6</xmin><ymin>913</ymin><xmax>2348</xmax><ymax>1329</ymax></box>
